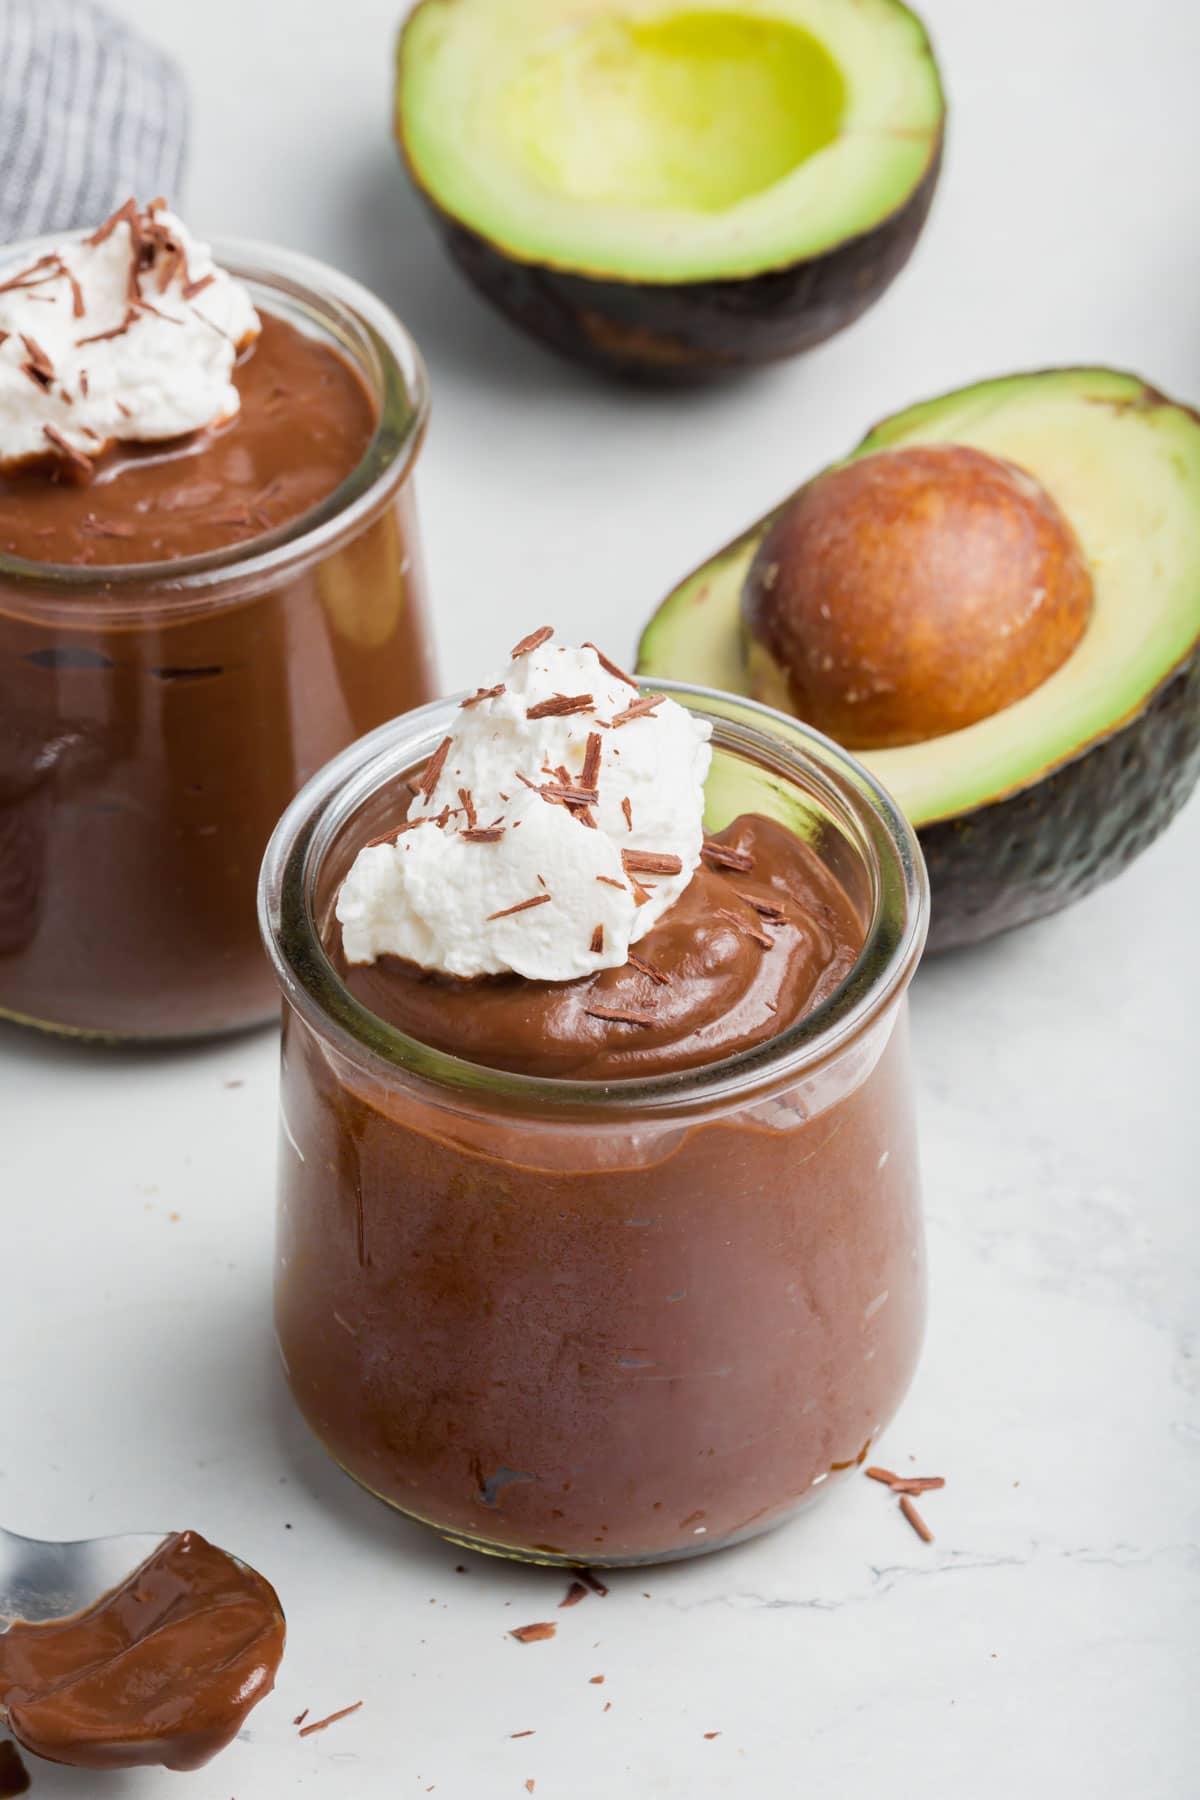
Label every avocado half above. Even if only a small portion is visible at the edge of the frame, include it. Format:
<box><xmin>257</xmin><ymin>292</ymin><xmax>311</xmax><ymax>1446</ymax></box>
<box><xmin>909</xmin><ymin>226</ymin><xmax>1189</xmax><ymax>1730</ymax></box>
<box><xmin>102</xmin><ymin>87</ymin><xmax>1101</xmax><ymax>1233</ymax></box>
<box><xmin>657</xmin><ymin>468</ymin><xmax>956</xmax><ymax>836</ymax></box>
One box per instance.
<box><xmin>394</xmin><ymin>0</ymin><xmax>945</xmax><ymax>380</ymax></box>
<box><xmin>638</xmin><ymin>369</ymin><xmax>1200</xmax><ymax>949</ymax></box>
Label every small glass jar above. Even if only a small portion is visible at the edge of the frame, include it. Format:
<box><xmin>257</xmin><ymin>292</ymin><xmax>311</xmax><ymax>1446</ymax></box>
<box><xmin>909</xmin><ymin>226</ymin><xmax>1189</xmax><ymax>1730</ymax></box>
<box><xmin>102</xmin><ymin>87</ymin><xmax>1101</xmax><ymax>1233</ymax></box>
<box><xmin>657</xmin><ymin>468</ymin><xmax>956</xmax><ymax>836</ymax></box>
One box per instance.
<box><xmin>0</xmin><ymin>238</ymin><xmax>435</xmax><ymax>1041</ymax></box>
<box><xmin>260</xmin><ymin>684</ymin><xmax>929</xmax><ymax>1567</ymax></box>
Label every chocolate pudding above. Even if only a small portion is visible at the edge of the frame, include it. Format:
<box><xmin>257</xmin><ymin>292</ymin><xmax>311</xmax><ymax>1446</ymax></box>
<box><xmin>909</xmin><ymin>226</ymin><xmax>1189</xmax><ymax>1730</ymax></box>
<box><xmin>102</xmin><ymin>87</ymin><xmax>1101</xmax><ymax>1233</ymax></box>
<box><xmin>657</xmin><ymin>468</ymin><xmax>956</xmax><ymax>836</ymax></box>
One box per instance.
<box><xmin>0</xmin><ymin>204</ymin><xmax>435</xmax><ymax>1038</ymax></box>
<box><xmin>263</xmin><ymin>648</ymin><xmax>929</xmax><ymax>1563</ymax></box>
<box><xmin>0</xmin><ymin>1531</ymin><xmax>284</xmax><ymax>1772</ymax></box>
<box><xmin>0</xmin><ymin>310</ymin><xmax>376</xmax><ymax>563</ymax></box>
<box><xmin>336</xmin><ymin>815</ymin><xmax>863</xmax><ymax>1077</ymax></box>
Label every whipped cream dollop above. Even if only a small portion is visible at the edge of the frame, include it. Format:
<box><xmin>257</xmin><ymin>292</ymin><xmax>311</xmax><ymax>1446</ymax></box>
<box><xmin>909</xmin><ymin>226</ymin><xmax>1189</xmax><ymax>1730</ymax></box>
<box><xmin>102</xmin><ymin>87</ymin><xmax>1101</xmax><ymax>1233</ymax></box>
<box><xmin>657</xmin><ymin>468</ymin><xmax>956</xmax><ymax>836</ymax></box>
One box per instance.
<box><xmin>0</xmin><ymin>199</ymin><xmax>259</xmax><ymax>467</ymax></box>
<box><xmin>336</xmin><ymin>631</ymin><xmax>713</xmax><ymax>982</ymax></box>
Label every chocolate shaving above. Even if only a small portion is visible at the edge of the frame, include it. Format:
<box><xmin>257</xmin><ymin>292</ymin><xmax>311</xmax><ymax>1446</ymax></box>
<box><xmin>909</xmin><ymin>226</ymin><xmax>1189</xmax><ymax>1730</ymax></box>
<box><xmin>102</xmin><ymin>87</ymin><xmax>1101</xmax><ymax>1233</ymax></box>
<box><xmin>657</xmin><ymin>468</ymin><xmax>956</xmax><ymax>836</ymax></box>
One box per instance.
<box><xmin>42</xmin><ymin>424</ymin><xmax>93</xmax><ymax>476</ymax></box>
<box><xmin>701</xmin><ymin>839</ymin><xmax>754</xmax><ymax>872</ymax></box>
<box><xmin>579</xmin><ymin>1569</ymin><xmax>609</xmax><ymax>1597</ymax></box>
<box><xmin>510</xmin><ymin>625</ymin><xmax>554</xmax><ymax>657</ymax></box>
<box><xmin>134</xmin><ymin>296</ymin><xmax>182</xmax><ymax>324</ymax></box>
<box><xmin>537</xmin><ymin>782</ymin><xmax>599</xmax><ymax>808</ymax></box>
<box><xmin>621</xmin><ymin>796</ymin><xmax>632</xmax><ymax>830</ymax></box>
<box><xmin>589</xmin><ymin>1675</ymin><xmax>605</xmax><ymax>1685</ymax></box>
<box><xmin>610</xmin><ymin>694</ymin><xmax>665</xmax><ymax>728</ymax></box>
<box><xmin>560</xmin><ymin>1580</ymin><xmax>590</xmax><ymax>1608</ymax></box>
<box><xmin>865</xmin><ymin>1466</ymin><xmax>945</xmax><ymax>1495</ymax></box>
<box><xmin>577</xmin><ymin>806</ymin><xmax>597</xmax><ymax>829</ymax></box>
<box><xmin>584</xmin><ymin>1003</ymin><xmax>658</xmax><ymax>1026</ymax></box>
<box><xmin>461</xmin><ymin>827</ymin><xmax>505</xmax><ymax>843</ymax></box>
<box><xmin>416</xmin><ymin>736</ymin><xmax>452</xmax><ymax>801</ymax></box>
<box><xmin>458</xmin><ymin>787</ymin><xmax>477</xmax><ymax>829</ymax></box>
<box><xmin>627</xmin><ymin>952</ymin><xmax>670</xmax><ymax>985</ymax></box>
<box><xmin>298</xmin><ymin>1700</ymin><xmax>364</xmax><ymax>1737</ymax></box>
<box><xmin>60</xmin><ymin>262</ymin><xmax>85</xmax><ymax>316</ymax></box>
<box><xmin>193</xmin><ymin>309</ymin><xmax>234</xmax><ymax>343</ymax></box>
<box><xmin>735</xmin><ymin>891</ymin><xmax>785</xmax><ymax>922</ymax></box>
<box><xmin>899</xmin><ymin>1495</ymin><xmax>934</xmax><ymax>1543</ymax></box>
<box><xmin>511</xmin><ymin>1729</ymin><xmax>536</xmax><ymax>1738</ymax></box>
<box><xmin>582</xmin><ymin>641</ymin><xmax>638</xmax><ymax>688</ymax></box>
<box><xmin>20</xmin><ymin>333</ymin><xmax>54</xmax><ymax>383</ymax></box>
<box><xmin>86</xmin><ymin>197</ymin><xmax>140</xmax><ymax>247</ymax></box>
<box><xmin>487</xmin><ymin>894</ymin><xmax>552</xmax><ymax>921</ymax></box>
<box><xmin>293</xmin><ymin>1710</ymin><xmax>309</xmax><ymax>1727</ymax></box>
<box><xmin>364</xmin><ymin>818</ymin><xmax>425</xmax><ymax>849</ymax></box>
<box><xmin>460</xmin><ymin>682</ymin><xmax>505</xmax><ymax>708</ymax></box>
<box><xmin>595</xmin><ymin>875</ymin><xmax>627</xmax><ymax>891</ymax></box>
<box><xmin>622</xmin><ymin>849</ymin><xmax>682</xmax><ymax>876</ymax></box>
<box><xmin>76</xmin><ymin>306</ymin><xmax>137</xmax><ymax>346</ymax></box>
<box><xmin>0</xmin><ymin>254</ymin><xmax>60</xmax><ymax>294</ymax></box>
<box><xmin>580</xmin><ymin>731</ymin><xmax>602</xmax><ymax>789</ymax></box>
<box><xmin>589</xmin><ymin>925</ymin><xmax>604</xmax><ymax>954</ymax></box>
<box><xmin>183</xmin><ymin>272</ymin><xmax>216</xmax><ymax>301</ymax></box>
<box><xmin>526</xmin><ymin>693</ymin><xmax>593</xmax><ymax>720</ymax></box>
<box><xmin>714</xmin><ymin>906</ymin><xmax>773</xmax><ymax>950</ymax></box>
<box><xmin>510</xmin><ymin>1622</ymin><xmax>556</xmax><ymax>1644</ymax></box>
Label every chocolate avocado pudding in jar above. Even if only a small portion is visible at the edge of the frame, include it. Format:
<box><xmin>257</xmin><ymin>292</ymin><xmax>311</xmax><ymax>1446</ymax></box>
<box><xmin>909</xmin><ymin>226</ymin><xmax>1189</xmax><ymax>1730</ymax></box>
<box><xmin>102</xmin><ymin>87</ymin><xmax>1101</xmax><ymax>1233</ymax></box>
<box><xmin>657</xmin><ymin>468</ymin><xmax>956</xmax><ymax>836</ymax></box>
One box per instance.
<box><xmin>0</xmin><ymin>199</ymin><xmax>435</xmax><ymax>1039</ymax></box>
<box><xmin>260</xmin><ymin>633</ymin><xmax>929</xmax><ymax>1565</ymax></box>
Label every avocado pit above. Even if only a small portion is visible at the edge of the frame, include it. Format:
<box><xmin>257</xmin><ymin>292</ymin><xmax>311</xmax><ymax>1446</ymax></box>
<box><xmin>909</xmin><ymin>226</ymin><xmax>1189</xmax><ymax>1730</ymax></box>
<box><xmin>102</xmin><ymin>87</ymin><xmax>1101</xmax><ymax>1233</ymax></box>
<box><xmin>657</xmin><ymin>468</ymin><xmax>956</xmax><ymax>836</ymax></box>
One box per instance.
<box><xmin>742</xmin><ymin>444</ymin><xmax>1095</xmax><ymax>750</ymax></box>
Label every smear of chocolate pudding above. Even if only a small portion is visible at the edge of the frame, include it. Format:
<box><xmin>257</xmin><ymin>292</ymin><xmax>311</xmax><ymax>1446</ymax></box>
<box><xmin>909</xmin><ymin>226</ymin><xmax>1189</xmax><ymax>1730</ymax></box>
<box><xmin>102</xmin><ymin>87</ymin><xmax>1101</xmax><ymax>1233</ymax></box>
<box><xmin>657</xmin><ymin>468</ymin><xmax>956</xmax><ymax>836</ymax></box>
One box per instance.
<box><xmin>0</xmin><ymin>1532</ymin><xmax>284</xmax><ymax>1772</ymax></box>
<box><xmin>0</xmin><ymin>1741</ymin><xmax>29</xmax><ymax>1797</ymax></box>
<box><xmin>334</xmin><ymin>814</ymin><xmax>865</xmax><ymax>1078</ymax></box>
<box><xmin>0</xmin><ymin>310</ymin><xmax>375</xmax><ymax>565</ymax></box>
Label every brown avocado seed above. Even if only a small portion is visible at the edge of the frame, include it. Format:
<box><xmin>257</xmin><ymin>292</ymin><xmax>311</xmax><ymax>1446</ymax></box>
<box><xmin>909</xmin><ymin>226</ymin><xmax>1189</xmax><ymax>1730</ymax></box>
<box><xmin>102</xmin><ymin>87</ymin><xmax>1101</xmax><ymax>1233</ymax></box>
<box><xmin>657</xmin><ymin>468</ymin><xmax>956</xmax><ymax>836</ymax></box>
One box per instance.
<box><xmin>741</xmin><ymin>444</ymin><xmax>1095</xmax><ymax>749</ymax></box>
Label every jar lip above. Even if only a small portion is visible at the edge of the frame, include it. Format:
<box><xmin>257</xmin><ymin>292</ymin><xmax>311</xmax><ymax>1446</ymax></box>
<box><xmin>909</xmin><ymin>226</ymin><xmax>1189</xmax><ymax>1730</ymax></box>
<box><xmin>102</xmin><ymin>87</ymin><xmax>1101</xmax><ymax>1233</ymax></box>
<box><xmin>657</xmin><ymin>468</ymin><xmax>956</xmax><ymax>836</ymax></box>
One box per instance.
<box><xmin>259</xmin><ymin>681</ymin><xmax>930</xmax><ymax>1117</ymax></box>
<box><xmin>0</xmin><ymin>233</ymin><xmax>429</xmax><ymax>592</ymax></box>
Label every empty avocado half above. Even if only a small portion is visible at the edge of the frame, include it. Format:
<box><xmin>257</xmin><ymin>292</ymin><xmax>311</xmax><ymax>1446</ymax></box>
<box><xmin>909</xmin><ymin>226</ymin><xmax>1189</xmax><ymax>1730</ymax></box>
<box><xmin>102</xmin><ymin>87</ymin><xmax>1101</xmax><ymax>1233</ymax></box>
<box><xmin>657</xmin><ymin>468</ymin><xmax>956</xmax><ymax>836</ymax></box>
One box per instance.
<box><xmin>638</xmin><ymin>369</ymin><xmax>1200</xmax><ymax>949</ymax></box>
<box><xmin>394</xmin><ymin>0</ymin><xmax>945</xmax><ymax>379</ymax></box>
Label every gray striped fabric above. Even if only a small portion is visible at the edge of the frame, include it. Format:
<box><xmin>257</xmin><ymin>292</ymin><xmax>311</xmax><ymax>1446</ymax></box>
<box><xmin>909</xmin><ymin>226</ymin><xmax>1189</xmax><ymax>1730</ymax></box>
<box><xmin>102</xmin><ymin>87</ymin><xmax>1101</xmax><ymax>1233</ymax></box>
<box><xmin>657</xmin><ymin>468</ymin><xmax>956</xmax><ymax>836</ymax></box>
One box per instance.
<box><xmin>0</xmin><ymin>0</ymin><xmax>187</xmax><ymax>242</ymax></box>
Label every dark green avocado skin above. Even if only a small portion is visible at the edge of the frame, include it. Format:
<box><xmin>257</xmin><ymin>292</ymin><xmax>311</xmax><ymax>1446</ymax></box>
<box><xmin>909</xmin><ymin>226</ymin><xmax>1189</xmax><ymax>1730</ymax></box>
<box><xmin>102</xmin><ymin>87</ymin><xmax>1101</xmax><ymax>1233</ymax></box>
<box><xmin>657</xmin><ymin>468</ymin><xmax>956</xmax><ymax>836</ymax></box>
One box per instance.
<box><xmin>412</xmin><ymin>139</ymin><xmax>942</xmax><ymax>382</ymax></box>
<box><xmin>921</xmin><ymin>645</ymin><xmax>1200</xmax><ymax>952</ymax></box>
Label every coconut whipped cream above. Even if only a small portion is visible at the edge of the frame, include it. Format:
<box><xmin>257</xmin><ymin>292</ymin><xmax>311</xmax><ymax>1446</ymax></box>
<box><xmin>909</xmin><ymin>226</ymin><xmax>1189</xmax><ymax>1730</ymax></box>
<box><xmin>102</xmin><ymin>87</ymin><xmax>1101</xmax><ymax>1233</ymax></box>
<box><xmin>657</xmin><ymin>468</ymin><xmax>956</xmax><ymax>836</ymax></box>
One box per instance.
<box><xmin>336</xmin><ymin>630</ymin><xmax>713</xmax><ymax>981</ymax></box>
<box><xmin>0</xmin><ymin>199</ymin><xmax>259</xmax><ymax>468</ymax></box>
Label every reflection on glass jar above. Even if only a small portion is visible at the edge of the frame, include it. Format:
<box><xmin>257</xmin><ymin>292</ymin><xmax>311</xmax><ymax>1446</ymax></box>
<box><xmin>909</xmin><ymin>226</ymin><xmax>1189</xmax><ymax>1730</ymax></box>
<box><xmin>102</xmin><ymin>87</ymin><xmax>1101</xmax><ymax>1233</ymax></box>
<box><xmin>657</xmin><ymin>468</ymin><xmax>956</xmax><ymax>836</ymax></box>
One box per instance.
<box><xmin>260</xmin><ymin>687</ymin><xmax>929</xmax><ymax>1566</ymax></box>
<box><xmin>0</xmin><ymin>240</ymin><xmax>435</xmax><ymax>1040</ymax></box>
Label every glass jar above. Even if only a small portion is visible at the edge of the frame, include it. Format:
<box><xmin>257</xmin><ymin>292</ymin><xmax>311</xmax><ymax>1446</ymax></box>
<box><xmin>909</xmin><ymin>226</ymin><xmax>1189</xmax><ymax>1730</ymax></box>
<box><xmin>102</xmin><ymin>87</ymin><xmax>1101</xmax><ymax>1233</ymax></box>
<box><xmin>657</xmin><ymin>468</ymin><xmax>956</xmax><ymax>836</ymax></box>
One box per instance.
<box><xmin>260</xmin><ymin>684</ymin><xmax>929</xmax><ymax>1566</ymax></box>
<box><xmin>0</xmin><ymin>238</ymin><xmax>435</xmax><ymax>1041</ymax></box>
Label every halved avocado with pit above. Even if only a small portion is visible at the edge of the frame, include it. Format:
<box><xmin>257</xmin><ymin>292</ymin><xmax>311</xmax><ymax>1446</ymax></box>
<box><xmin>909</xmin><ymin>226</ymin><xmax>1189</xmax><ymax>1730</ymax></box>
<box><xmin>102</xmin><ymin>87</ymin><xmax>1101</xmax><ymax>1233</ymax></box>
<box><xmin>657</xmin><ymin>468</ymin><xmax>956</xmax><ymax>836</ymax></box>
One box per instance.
<box><xmin>395</xmin><ymin>0</ymin><xmax>945</xmax><ymax>379</ymax></box>
<box><xmin>638</xmin><ymin>369</ymin><xmax>1200</xmax><ymax>948</ymax></box>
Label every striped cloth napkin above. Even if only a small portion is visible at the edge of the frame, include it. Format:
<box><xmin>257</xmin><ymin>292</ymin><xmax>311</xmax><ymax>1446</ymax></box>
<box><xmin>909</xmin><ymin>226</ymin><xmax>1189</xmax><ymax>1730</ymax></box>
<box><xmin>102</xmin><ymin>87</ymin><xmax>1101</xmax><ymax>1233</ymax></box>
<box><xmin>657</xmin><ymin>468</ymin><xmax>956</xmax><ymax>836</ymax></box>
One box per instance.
<box><xmin>0</xmin><ymin>0</ymin><xmax>187</xmax><ymax>243</ymax></box>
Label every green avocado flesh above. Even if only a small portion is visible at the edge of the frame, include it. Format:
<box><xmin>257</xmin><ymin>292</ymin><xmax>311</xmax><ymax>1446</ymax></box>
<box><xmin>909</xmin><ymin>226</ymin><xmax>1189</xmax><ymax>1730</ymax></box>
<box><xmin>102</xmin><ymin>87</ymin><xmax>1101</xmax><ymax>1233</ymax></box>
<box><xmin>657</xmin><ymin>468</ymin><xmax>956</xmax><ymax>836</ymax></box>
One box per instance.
<box><xmin>397</xmin><ymin>0</ymin><xmax>944</xmax><ymax>282</ymax></box>
<box><xmin>638</xmin><ymin>369</ymin><xmax>1200</xmax><ymax>827</ymax></box>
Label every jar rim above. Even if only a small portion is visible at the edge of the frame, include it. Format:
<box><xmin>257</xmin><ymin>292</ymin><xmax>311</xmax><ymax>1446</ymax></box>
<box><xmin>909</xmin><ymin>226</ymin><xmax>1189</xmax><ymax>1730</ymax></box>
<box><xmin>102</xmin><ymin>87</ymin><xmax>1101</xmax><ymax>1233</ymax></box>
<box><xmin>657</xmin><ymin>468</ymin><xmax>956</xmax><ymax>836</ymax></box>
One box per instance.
<box><xmin>258</xmin><ymin>681</ymin><xmax>930</xmax><ymax>1119</ymax></box>
<box><xmin>0</xmin><ymin>233</ymin><xmax>429</xmax><ymax>597</ymax></box>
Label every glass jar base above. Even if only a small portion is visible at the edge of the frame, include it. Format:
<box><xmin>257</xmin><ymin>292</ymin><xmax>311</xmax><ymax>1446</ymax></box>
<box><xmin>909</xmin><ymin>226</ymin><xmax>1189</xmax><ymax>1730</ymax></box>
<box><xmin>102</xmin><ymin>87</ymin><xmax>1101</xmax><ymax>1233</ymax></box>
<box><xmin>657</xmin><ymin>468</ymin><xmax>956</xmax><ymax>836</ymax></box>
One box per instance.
<box><xmin>0</xmin><ymin>998</ymin><xmax>280</xmax><ymax>1045</ymax></box>
<box><xmin>326</xmin><ymin>1447</ymin><xmax>827</xmax><ymax>1569</ymax></box>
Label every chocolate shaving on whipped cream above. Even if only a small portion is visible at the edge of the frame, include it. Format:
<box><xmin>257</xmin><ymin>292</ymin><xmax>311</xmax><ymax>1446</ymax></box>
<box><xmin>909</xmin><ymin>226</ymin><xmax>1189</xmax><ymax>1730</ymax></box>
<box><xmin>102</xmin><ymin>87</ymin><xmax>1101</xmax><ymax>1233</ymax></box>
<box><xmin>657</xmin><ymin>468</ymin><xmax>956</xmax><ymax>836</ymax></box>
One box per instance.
<box><xmin>0</xmin><ymin>200</ymin><xmax>260</xmax><ymax>472</ymax></box>
<box><xmin>335</xmin><ymin>635</ymin><xmax>711</xmax><ymax>983</ymax></box>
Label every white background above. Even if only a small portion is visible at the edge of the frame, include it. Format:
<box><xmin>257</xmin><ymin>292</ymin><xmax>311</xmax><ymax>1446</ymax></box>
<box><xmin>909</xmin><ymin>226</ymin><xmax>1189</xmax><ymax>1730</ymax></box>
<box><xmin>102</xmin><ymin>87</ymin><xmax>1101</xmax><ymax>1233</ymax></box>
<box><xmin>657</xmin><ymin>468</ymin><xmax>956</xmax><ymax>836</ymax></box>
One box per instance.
<box><xmin>2</xmin><ymin>0</ymin><xmax>1198</xmax><ymax>1794</ymax></box>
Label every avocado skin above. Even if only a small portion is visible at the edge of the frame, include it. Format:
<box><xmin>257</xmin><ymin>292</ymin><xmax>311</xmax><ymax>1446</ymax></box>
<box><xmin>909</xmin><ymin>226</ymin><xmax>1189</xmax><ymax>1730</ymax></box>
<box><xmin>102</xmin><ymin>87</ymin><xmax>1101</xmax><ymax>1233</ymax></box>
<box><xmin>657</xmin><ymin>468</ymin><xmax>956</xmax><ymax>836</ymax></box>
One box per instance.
<box><xmin>920</xmin><ymin>645</ymin><xmax>1200</xmax><ymax>951</ymax></box>
<box><xmin>407</xmin><ymin>138</ymin><xmax>942</xmax><ymax>382</ymax></box>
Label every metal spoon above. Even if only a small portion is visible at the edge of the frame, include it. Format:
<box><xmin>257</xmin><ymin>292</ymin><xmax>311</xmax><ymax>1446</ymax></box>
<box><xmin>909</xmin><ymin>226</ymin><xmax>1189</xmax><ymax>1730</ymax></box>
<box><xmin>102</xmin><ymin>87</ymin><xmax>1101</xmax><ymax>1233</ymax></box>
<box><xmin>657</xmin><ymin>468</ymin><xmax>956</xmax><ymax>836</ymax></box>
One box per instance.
<box><xmin>0</xmin><ymin>1525</ymin><xmax>168</xmax><ymax>1633</ymax></box>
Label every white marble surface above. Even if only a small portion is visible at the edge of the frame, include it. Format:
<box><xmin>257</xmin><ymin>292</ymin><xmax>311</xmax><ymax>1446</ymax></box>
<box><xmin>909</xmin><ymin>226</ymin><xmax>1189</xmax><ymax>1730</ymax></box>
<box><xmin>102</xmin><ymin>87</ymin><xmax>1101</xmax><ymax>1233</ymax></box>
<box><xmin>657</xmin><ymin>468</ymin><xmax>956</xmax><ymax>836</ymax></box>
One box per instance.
<box><xmin>2</xmin><ymin>0</ymin><xmax>1198</xmax><ymax>1793</ymax></box>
